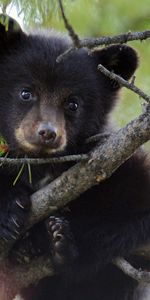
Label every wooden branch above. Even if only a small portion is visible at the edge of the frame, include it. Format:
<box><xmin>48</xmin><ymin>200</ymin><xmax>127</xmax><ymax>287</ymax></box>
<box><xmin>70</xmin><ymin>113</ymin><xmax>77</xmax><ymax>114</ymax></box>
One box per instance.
<box><xmin>28</xmin><ymin>106</ymin><xmax>150</xmax><ymax>226</ymax></box>
<box><xmin>58</xmin><ymin>0</ymin><xmax>80</xmax><ymax>48</ymax></box>
<box><xmin>0</xmin><ymin>154</ymin><xmax>88</xmax><ymax>166</ymax></box>
<box><xmin>57</xmin><ymin>29</ymin><xmax>150</xmax><ymax>62</ymax></box>
<box><xmin>0</xmin><ymin>102</ymin><xmax>150</xmax><ymax>296</ymax></box>
<box><xmin>0</xmin><ymin>133</ymin><xmax>110</xmax><ymax>166</ymax></box>
<box><xmin>113</xmin><ymin>257</ymin><xmax>150</xmax><ymax>283</ymax></box>
<box><xmin>56</xmin><ymin>0</ymin><xmax>150</xmax><ymax>63</ymax></box>
<box><xmin>98</xmin><ymin>64</ymin><xmax>150</xmax><ymax>102</ymax></box>
<box><xmin>80</xmin><ymin>30</ymin><xmax>150</xmax><ymax>48</ymax></box>
<box><xmin>85</xmin><ymin>132</ymin><xmax>110</xmax><ymax>144</ymax></box>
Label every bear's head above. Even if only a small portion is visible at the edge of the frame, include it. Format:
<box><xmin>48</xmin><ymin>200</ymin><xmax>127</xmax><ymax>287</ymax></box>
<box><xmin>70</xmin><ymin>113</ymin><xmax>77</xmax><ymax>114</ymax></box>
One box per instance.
<box><xmin>0</xmin><ymin>15</ymin><xmax>138</xmax><ymax>157</ymax></box>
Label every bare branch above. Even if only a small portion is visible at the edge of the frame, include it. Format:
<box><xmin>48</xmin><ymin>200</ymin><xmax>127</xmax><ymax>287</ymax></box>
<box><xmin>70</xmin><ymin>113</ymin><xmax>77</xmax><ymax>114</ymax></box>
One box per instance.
<box><xmin>58</xmin><ymin>0</ymin><xmax>80</xmax><ymax>48</ymax></box>
<box><xmin>0</xmin><ymin>133</ymin><xmax>110</xmax><ymax>166</ymax></box>
<box><xmin>56</xmin><ymin>47</ymin><xmax>75</xmax><ymax>63</ymax></box>
<box><xmin>80</xmin><ymin>30</ymin><xmax>150</xmax><ymax>48</ymax></box>
<box><xmin>0</xmin><ymin>154</ymin><xmax>88</xmax><ymax>166</ymax></box>
<box><xmin>113</xmin><ymin>257</ymin><xmax>150</xmax><ymax>283</ymax></box>
<box><xmin>57</xmin><ymin>29</ymin><xmax>150</xmax><ymax>62</ymax></box>
<box><xmin>85</xmin><ymin>132</ymin><xmax>111</xmax><ymax>144</ymax></box>
<box><xmin>0</xmin><ymin>101</ymin><xmax>150</xmax><ymax>264</ymax></box>
<box><xmin>28</xmin><ymin>107</ymin><xmax>150</xmax><ymax>227</ymax></box>
<box><xmin>98</xmin><ymin>64</ymin><xmax>150</xmax><ymax>102</ymax></box>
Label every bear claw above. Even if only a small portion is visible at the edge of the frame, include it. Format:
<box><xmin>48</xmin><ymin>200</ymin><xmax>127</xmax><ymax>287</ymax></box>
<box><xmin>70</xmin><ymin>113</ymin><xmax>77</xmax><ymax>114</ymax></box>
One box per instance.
<box><xmin>47</xmin><ymin>216</ymin><xmax>78</xmax><ymax>266</ymax></box>
<box><xmin>0</xmin><ymin>193</ymin><xmax>31</xmax><ymax>245</ymax></box>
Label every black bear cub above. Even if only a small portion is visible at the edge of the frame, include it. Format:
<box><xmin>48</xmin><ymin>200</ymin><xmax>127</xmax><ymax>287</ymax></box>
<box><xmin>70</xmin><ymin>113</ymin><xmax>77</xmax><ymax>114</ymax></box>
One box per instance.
<box><xmin>0</xmin><ymin>15</ymin><xmax>150</xmax><ymax>300</ymax></box>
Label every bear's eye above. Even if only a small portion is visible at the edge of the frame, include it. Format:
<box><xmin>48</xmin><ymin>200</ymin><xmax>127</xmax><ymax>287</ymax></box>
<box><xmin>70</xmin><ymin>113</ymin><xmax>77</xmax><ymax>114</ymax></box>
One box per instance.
<box><xmin>20</xmin><ymin>89</ymin><xmax>34</xmax><ymax>102</ymax></box>
<box><xmin>66</xmin><ymin>97</ymin><xmax>79</xmax><ymax>112</ymax></box>
<box><xmin>68</xmin><ymin>101</ymin><xmax>78</xmax><ymax>111</ymax></box>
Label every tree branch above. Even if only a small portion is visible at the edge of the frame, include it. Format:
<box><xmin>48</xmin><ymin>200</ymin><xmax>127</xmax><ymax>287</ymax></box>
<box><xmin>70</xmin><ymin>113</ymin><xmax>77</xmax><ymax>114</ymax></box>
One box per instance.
<box><xmin>57</xmin><ymin>29</ymin><xmax>150</xmax><ymax>62</ymax></box>
<box><xmin>0</xmin><ymin>154</ymin><xmax>88</xmax><ymax>166</ymax></box>
<box><xmin>28</xmin><ymin>107</ymin><xmax>150</xmax><ymax>225</ymax></box>
<box><xmin>113</xmin><ymin>257</ymin><xmax>150</xmax><ymax>283</ymax></box>
<box><xmin>0</xmin><ymin>133</ymin><xmax>111</xmax><ymax>166</ymax></box>
<box><xmin>58</xmin><ymin>0</ymin><xmax>80</xmax><ymax>48</ymax></box>
<box><xmin>80</xmin><ymin>30</ymin><xmax>150</xmax><ymax>48</ymax></box>
<box><xmin>0</xmin><ymin>101</ymin><xmax>150</xmax><ymax>296</ymax></box>
<box><xmin>98</xmin><ymin>64</ymin><xmax>150</xmax><ymax>102</ymax></box>
<box><xmin>0</xmin><ymin>96</ymin><xmax>150</xmax><ymax>289</ymax></box>
<box><xmin>56</xmin><ymin>0</ymin><xmax>150</xmax><ymax>63</ymax></box>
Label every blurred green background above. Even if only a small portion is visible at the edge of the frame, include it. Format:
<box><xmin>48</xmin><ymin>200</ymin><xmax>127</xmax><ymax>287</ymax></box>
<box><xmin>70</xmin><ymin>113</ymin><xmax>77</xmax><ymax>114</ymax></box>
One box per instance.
<box><xmin>0</xmin><ymin>0</ymin><xmax>150</xmax><ymax>128</ymax></box>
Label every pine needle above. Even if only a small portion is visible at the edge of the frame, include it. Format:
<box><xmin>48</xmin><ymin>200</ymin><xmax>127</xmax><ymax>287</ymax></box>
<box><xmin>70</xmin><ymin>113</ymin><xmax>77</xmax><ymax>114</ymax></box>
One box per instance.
<box><xmin>13</xmin><ymin>163</ymin><xmax>25</xmax><ymax>186</ymax></box>
<box><xmin>27</xmin><ymin>162</ymin><xmax>32</xmax><ymax>184</ymax></box>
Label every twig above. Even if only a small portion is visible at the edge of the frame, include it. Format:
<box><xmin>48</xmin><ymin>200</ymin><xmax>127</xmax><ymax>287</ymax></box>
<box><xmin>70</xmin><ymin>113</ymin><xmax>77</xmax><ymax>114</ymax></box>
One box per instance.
<box><xmin>80</xmin><ymin>30</ymin><xmax>150</xmax><ymax>48</ymax></box>
<box><xmin>98</xmin><ymin>64</ymin><xmax>150</xmax><ymax>103</ymax></box>
<box><xmin>57</xmin><ymin>29</ymin><xmax>150</xmax><ymax>62</ymax></box>
<box><xmin>113</xmin><ymin>257</ymin><xmax>150</xmax><ymax>283</ymax></box>
<box><xmin>0</xmin><ymin>133</ymin><xmax>111</xmax><ymax>166</ymax></box>
<box><xmin>27</xmin><ymin>105</ymin><xmax>150</xmax><ymax>226</ymax></box>
<box><xmin>56</xmin><ymin>47</ymin><xmax>75</xmax><ymax>63</ymax></box>
<box><xmin>0</xmin><ymin>105</ymin><xmax>150</xmax><ymax>259</ymax></box>
<box><xmin>0</xmin><ymin>100</ymin><xmax>150</xmax><ymax>296</ymax></box>
<box><xmin>0</xmin><ymin>154</ymin><xmax>88</xmax><ymax>165</ymax></box>
<box><xmin>58</xmin><ymin>0</ymin><xmax>80</xmax><ymax>48</ymax></box>
<box><xmin>85</xmin><ymin>132</ymin><xmax>110</xmax><ymax>144</ymax></box>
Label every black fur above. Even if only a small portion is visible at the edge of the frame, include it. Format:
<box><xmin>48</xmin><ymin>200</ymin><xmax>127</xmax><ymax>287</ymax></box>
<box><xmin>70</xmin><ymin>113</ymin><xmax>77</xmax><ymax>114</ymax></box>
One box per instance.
<box><xmin>0</xmin><ymin>15</ymin><xmax>149</xmax><ymax>300</ymax></box>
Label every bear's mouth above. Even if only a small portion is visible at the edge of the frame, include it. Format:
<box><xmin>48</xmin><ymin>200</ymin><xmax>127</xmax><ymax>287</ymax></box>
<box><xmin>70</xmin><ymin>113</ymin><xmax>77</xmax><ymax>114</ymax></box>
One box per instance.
<box><xmin>15</xmin><ymin>127</ymin><xmax>67</xmax><ymax>156</ymax></box>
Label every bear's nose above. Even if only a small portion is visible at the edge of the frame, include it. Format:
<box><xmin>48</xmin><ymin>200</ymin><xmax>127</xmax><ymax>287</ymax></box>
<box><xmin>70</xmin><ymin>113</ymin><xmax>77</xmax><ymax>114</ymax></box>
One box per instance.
<box><xmin>38</xmin><ymin>123</ymin><xmax>57</xmax><ymax>144</ymax></box>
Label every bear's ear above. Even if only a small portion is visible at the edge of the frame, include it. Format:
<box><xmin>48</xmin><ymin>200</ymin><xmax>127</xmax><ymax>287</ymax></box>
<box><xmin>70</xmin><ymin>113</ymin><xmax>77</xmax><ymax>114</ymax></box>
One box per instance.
<box><xmin>92</xmin><ymin>44</ymin><xmax>138</xmax><ymax>89</ymax></box>
<box><xmin>0</xmin><ymin>14</ymin><xmax>24</xmax><ymax>49</ymax></box>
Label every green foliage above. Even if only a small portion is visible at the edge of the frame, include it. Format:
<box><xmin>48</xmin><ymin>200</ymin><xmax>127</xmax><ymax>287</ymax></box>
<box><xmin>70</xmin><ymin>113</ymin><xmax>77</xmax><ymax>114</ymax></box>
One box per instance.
<box><xmin>0</xmin><ymin>0</ymin><xmax>150</xmax><ymax>128</ymax></box>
